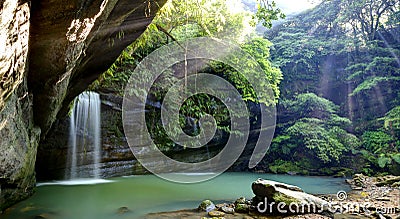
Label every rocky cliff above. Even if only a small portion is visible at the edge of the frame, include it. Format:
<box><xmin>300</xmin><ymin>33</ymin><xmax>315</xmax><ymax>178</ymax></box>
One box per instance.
<box><xmin>0</xmin><ymin>0</ymin><xmax>39</xmax><ymax>210</ymax></box>
<box><xmin>36</xmin><ymin>93</ymin><xmax>141</xmax><ymax>180</ymax></box>
<box><xmin>36</xmin><ymin>92</ymin><xmax>264</xmax><ymax>181</ymax></box>
<box><xmin>0</xmin><ymin>0</ymin><xmax>165</xmax><ymax>211</ymax></box>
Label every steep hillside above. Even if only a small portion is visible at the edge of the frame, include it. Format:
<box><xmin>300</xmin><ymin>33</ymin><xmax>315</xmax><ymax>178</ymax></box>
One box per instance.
<box><xmin>263</xmin><ymin>0</ymin><xmax>400</xmax><ymax>176</ymax></box>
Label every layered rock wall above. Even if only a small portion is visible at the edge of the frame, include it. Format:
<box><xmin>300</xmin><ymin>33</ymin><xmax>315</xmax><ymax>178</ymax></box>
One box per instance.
<box><xmin>0</xmin><ymin>0</ymin><xmax>29</xmax><ymax>111</ymax></box>
<box><xmin>29</xmin><ymin>0</ymin><xmax>166</xmax><ymax>137</ymax></box>
<box><xmin>0</xmin><ymin>0</ymin><xmax>165</xmax><ymax>211</ymax></box>
<box><xmin>0</xmin><ymin>0</ymin><xmax>40</xmax><ymax>210</ymax></box>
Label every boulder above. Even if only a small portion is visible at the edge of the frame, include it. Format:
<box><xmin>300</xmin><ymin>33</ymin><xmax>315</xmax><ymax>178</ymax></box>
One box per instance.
<box><xmin>375</xmin><ymin>176</ymin><xmax>400</xmax><ymax>187</ymax></box>
<box><xmin>252</xmin><ymin>178</ymin><xmax>328</xmax><ymax>214</ymax></box>
<box><xmin>221</xmin><ymin>206</ymin><xmax>235</xmax><ymax>214</ymax></box>
<box><xmin>116</xmin><ymin>206</ymin><xmax>131</xmax><ymax>215</ymax></box>
<box><xmin>208</xmin><ymin>210</ymin><xmax>225</xmax><ymax>217</ymax></box>
<box><xmin>235</xmin><ymin>197</ymin><xmax>247</xmax><ymax>205</ymax></box>
<box><xmin>198</xmin><ymin>200</ymin><xmax>215</xmax><ymax>212</ymax></box>
<box><xmin>353</xmin><ymin>173</ymin><xmax>367</xmax><ymax>187</ymax></box>
<box><xmin>235</xmin><ymin>203</ymin><xmax>249</xmax><ymax>213</ymax></box>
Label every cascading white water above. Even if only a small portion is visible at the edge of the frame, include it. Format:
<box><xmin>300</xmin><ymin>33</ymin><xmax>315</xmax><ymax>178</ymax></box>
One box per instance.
<box><xmin>66</xmin><ymin>91</ymin><xmax>101</xmax><ymax>179</ymax></box>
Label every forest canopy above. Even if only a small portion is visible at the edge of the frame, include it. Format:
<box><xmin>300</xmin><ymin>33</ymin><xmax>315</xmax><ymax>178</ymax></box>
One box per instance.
<box><xmin>264</xmin><ymin>0</ymin><xmax>400</xmax><ymax>176</ymax></box>
<box><xmin>93</xmin><ymin>0</ymin><xmax>400</xmax><ymax>176</ymax></box>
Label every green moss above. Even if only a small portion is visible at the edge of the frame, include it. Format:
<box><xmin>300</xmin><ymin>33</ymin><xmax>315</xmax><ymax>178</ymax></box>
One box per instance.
<box><xmin>319</xmin><ymin>167</ymin><xmax>353</xmax><ymax>176</ymax></box>
<box><xmin>198</xmin><ymin>200</ymin><xmax>214</xmax><ymax>212</ymax></box>
<box><xmin>234</xmin><ymin>203</ymin><xmax>249</xmax><ymax>213</ymax></box>
<box><xmin>269</xmin><ymin>160</ymin><xmax>309</xmax><ymax>175</ymax></box>
<box><xmin>234</xmin><ymin>197</ymin><xmax>246</xmax><ymax>205</ymax></box>
<box><xmin>272</xmin><ymin>193</ymin><xmax>300</xmax><ymax>205</ymax></box>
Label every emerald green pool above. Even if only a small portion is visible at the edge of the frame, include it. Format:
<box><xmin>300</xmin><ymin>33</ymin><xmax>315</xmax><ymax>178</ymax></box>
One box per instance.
<box><xmin>3</xmin><ymin>172</ymin><xmax>350</xmax><ymax>219</ymax></box>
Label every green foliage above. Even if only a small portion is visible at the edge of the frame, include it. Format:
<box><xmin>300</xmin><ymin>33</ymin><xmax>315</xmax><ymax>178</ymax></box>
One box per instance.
<box><xmin>93</xmin><ymin>0</ymin><xmax>283</xmax><ymax>152</ymax></box>
<box><xmin>271</xmin><ymin>135</ymin><xmax>294</xmax><ymax>155</ymax></box>
<box><xmin>93</xmin><ymin>0</ymin><xmax>400</xmax><ymax>176</ymax></box>
<box><xmin>362</xmin><ymin>131</ymin><xmax>393</xmax><ymax>153</ymax></box>
<box><xmin>351</xmin><ymin>77</ymin><xmax>400</xmax><ymax>96</ymax></box>
<box><xmin>285</xmin><ymin>118</ymin><xmax>350</xmax><ymax>163</ymax></box>
<box><xmin>335</xmin><ymin>0</ymin><xmax>399</xmax><ymax>42</ymax></box>
<box><xmin>263</xmin><ymin>0</ymin><xmax>400</xmax><ymax>176</ymax></box>
<box><xmin>377</xmin><ymin>155</ymin><xmax>392</xmax><ymax>168</ymax></box>
<box><xmin>268</xmin><ymin>31</ymin><xmax>328</xmax><ymax>95</ymax></box>
<box><xmin>146</xmin><ymin>109</ymin><xmax>175</xmax><ymax>151</ymax></box>
<box><xmin>381</xmin><ymin>106</ymin><xmax>400</xmax><ymax>130</ymax></box>
<box><xmin>387</xmin><ymin>10</ymin><xmax>400</xmax><ymax>27</ymax></box>
<box><xmin>94</xmin><ymin>0</ymin><xmax>257</xmax><ymax>93</ymax></box>
<box><xmin>283</xmin><ymin>93</ymin><xmax>338</xmax><ymax>120</ymax></box>
<box><xmin>346</xmin><ymin>63</ymin><xmax>368</xmax><ymax>80</ymax></box>
<box><xmin>360</xmin><ymin>129</ymin><xmax>400</xmax><ymax>171</ymax></box>
<box><xmin>95</xmin><ymin>0</ymin><xmax>283</xmax><ymax>95</ymax></box>
<box><xmin>155</xmin><ymin>0</ymin><xmax>256</xmax><ymax>41</ymax></box>
<box><xmin>254</xmin><ymin>0</ymin><xmax>286</xmax><ymax>28</ymax></box>
<box><xmin>266</xmin><ymin>0</ymin><xmax>400</xmax><ymax>107</ymax></box>
<box><xmin>392</xmin><ymin>153</ymin><xmax>400</xmax><ymax>164</ymax></box>
<box><xmin>224</xmin><ymin>37</ymin><xmax>283</xmax><ymax>104</ymax></box>
<box><xmin>178</xmin><ymin>94</ymin><xmax>230</xmax><ymax>137</ymax></box>
<box><xmin>347</xmin><ymin>56</ymin><xmax>400</xmax><ymax>81</ymax></box>
<box><xmin>269</xmin><ymin>160</ymin><xmax>308</xmax><ymax>175</ymax></box>
<box><xmin>374</xmin><ymin>153</ymin><xmax>400</xmax><ymax>170</ymax></box>
<box><xmin>270</xmin><ymin>93</ymin><xmax>359</xmax><ymax>165</ymax></box>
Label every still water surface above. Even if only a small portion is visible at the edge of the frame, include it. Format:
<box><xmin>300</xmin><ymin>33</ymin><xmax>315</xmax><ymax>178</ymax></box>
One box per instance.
<box><xmin>4</xmin><ymin>172</ymin><xmax>350</xmax><ymax>219</ymax></box>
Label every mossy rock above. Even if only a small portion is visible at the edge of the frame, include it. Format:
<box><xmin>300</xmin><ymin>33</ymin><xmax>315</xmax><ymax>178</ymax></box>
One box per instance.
<box><xmin>375</xmin><ymin>176</ymin><xmax>400</xmax><ymax>187</ymax></box>
<box><xmin>198</xmin><ymin>200</ymin><xmax>215</xmax><ymax>212</ymax></box>
<box><xmin>252</xmin><ymin>178</ymin><xmax>328</xmax><ymax>214</ymax></box>
<box><xmin>268</xmin><ymin>160</ymin><xmax>312</xmax><ymax>175</ymax></box>
<box><xmin>116</xmin><ymin>206</ymin><xmax>131</xmax><ymax>215</ymax></box>
<box><xmin>272</xmin><ymin>193</ymin><xmax>300</xmax><ymax>205</ymax></box>
<box><xmin>234</xmin><ymin>203</ymin><xmax>249</xmax><ymax>213</ymax></box>
<box><xmin>234</xmin><ymin>197</ymin><xmax>246</xmax><ymax>205</ymax></box>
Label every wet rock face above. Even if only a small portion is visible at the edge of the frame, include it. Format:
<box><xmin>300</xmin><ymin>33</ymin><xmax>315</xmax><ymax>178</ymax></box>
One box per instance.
<box><xmin>0</xmin><ymin>0</ymin><xmax>165</xmax><ymax>211</ymax></box>
<box><xmin>36</xmin><ymin>92</ymin><xmax>223</xmax><ymax>180</ymax></box>
<box><xmin>36</xmin><ymin>94</ymin><xmax>138</xmax><ymax>181</ymax></box>
<box><xmin>28</xmin><ymin>0</ymin><xmax>167</xmax><ymax>137</ymax></box>
<box><xmin>0</xmin><ymin>0</ymin><xmax>41</xmax><ymax>211</ymax></box>
<box><xmin>36</xmin><ymin>93</ymin><xmax>264</xmax><ymax>179</ymax></box>
<box><xmin>0</xmin><ymin>0</ymin><xmax>29</xmax><ymax>112</ymax></box>
<box><xmin>0</xmin><ymin>88</ymin><xmax>40</xmax><ymax>211</ymax></box>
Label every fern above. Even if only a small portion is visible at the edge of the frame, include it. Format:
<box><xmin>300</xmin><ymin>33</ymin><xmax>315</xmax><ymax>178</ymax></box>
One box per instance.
<box><xmin>391</xmin><ymin>153</ymin><xmax>400</xmax><ymax>164</ymax></box>
<box><xmin>351</xmin><ymin>76</ymin><xmax>400</xmax><ymax>96</ymax></box>
<box><xmin>377</xmin><ymin>155</ymin><xmax>392</xmax><ymax>168</ymax></box>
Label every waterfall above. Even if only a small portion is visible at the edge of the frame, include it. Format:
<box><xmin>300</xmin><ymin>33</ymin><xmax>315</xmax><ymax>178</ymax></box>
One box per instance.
<box><xmin>66</xmin><ymin>91</ymin><xmax>101</xmax><ymax>179</ymax></box>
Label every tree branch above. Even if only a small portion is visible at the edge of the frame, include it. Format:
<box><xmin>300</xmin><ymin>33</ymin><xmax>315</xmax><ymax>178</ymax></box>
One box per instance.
<box><xmin>155</xmin><ymin>24</ymin><xmax>185</xmax><ymax>49</ymax></box>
